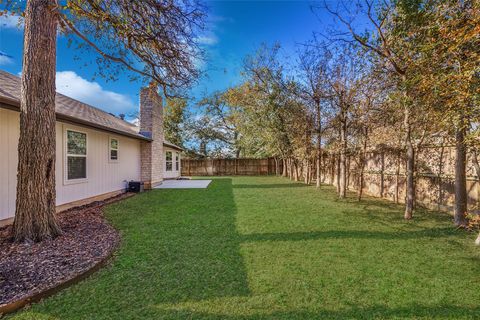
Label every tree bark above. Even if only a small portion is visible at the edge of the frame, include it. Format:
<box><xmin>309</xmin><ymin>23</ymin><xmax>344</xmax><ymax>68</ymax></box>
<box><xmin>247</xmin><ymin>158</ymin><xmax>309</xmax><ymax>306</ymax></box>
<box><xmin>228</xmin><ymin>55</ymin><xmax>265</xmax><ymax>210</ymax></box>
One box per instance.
<box><xmin>454</xmin><ymin>114</ymin><xmax>468</xmax><ymax>227</ymax></box>
<box><xmin>336</xmin><ymin>153</ymin><xmax>341</xmax><ymax>193</ymax></box>
<box><xmin>13</xmin><ymin>0</ymin><xmax>61</xmax><ymax>242</ymax></box>
<box><xmin>316</xmin><ymin>102</ymin><xmax>322</xmax><ymax>188</ymax></box>
<box><xmin>395</xmin><ymin>154</ymin><xmax>400</xmax><ymax>204</ymax></box>
<box><xmin>357</xmin><ymin>128</ymin><xmax>368</xmax><ymax>201</ymax></box>
<box><xmin>294</xmin><ymin>160</ymin><xmax>299</xmax><ymax>182</ymax></box>
<box><xmin>339</xmin><ymin>112</ymin><xmax>347</xmax><ymax>198</ymax></box>
<box><xmin>404</xmin><ymin>106</ymin><xmax>415</xmax><ymax>220</ymax></box>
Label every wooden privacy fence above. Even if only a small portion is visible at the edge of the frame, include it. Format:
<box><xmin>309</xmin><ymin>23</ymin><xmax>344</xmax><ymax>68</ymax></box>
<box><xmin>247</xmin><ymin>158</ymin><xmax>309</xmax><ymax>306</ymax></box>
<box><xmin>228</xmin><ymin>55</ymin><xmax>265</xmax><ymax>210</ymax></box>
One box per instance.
<box><xmin>182</xmin><ymin>145</ymin><xmax>480</xmax><ymax>214</ymax></box>
<box><xmin>181</xmin><ymin>158</ymin><xmax>281</xmax><ymax>176</ymax></box>
<box><xmin>320</xmin><ymin>145</ymin><xmax>480</xmax><ymax>213</ymax></box>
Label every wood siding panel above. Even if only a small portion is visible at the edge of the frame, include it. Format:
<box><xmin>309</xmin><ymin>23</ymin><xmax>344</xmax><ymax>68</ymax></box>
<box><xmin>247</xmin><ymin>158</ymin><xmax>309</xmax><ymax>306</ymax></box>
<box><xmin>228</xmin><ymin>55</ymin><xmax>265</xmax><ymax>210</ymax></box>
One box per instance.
<box><xmin>0</xmin><ymin>109</ymin><xmax>141</xmax><ymax>220</ymax></box>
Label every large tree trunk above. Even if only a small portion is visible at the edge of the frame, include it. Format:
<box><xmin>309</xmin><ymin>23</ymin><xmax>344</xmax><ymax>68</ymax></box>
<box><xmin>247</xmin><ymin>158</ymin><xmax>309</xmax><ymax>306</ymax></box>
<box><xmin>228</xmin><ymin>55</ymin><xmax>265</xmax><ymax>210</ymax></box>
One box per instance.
<box><xmin>339</xmin><ymin>114</ymin><xmax>347</xmax><ymax>198</ymax></box>
<box><xmin>454</xmin><ymin>114</ymin><xmax>468</xmax><ymax>227</ymax></box>
<box><xmin>404</xmin><ymin>107</ymin><xmax>415</xmax><ymax>220</ymax></box>
<box><xmin>13</xmin><ymin>0</ymin><xmax>61</xmax><ymax>242</ymax></box>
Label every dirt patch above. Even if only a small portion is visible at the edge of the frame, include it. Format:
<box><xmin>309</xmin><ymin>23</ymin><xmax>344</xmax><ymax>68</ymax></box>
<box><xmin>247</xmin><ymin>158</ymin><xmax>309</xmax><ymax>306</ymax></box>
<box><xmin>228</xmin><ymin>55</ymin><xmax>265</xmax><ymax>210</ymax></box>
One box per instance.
<box><xmin>0</xmin><ymin>193</ymin><xmax>132</xmax><ymax>306</ymax></box>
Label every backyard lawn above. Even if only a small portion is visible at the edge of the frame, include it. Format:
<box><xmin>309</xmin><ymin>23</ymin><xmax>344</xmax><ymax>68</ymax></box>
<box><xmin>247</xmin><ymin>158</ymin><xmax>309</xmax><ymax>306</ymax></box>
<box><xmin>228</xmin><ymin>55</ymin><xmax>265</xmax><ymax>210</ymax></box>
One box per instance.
<box><xmin>9</xmin><ymin>176</ymin><xmax>480</xmax><ymax>319</ymax></box>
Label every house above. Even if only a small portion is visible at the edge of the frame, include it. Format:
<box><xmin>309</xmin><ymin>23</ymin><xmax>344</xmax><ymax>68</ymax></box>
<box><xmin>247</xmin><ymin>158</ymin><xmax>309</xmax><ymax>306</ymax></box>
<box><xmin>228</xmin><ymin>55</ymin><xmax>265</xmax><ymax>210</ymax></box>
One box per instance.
<box><xmin>0</xmin><ymin>70</ymin><xmax>182</xmax><ymax>226</ymax></box>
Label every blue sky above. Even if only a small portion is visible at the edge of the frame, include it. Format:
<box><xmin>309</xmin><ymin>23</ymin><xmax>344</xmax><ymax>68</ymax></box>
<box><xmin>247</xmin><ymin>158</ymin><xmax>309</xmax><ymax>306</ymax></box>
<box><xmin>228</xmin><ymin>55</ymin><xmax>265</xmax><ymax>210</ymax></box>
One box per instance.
<box><xmin>0</xmin><ymin>1</ymin><xmax>336</xmax><ymax>119</ymax></box>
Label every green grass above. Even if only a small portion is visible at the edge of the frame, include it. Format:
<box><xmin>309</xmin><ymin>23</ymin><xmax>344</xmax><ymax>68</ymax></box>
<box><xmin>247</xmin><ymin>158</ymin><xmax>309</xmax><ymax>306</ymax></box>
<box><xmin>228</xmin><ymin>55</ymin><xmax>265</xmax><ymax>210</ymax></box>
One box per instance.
<box><xmin>9</xmin><ymin>176</ymin><xmax>480</xmax><ymax>319</ymax></box>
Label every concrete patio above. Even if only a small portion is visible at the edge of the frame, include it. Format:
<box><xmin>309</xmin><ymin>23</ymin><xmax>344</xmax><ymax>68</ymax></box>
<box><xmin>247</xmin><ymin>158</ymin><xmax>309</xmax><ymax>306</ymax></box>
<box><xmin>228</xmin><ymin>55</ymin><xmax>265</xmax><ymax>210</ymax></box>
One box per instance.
<box><xmin>155</xmin><ymin>179</ymin><xmax>212</xmax><ymax>189</ymax></box>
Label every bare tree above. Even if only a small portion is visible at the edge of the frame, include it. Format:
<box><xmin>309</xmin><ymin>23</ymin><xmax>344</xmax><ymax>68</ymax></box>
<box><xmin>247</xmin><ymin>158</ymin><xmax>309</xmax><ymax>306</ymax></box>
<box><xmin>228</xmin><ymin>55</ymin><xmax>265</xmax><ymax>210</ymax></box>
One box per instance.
<box><xmin>297</xmin><ymin>43</ymin><xmax>330</xmax><ymax>188</ymax></box>
<box><xmin>317</xmin><ymin>0</ymin><xmax>425</xmax><ymax>218</ymax></box>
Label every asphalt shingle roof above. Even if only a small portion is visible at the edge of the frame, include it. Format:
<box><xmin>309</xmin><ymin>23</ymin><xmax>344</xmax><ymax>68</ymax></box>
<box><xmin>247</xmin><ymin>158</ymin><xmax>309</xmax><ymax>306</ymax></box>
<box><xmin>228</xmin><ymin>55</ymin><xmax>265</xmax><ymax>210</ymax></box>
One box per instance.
<box><xmin>0</xmin><ymin>70</ymin><xmax>149</xmax><ymax>141</ymax></box>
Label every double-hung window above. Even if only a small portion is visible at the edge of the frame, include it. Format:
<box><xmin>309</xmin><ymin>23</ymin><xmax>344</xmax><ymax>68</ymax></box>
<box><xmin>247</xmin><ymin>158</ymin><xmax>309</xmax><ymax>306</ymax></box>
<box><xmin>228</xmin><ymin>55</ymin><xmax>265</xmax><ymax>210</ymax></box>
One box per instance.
<box><xmin>175</xmin><ymin>152</ymin><xmax>179</xmax><ymax>171</ymax></box>
<box><xmin>166</xmin><ymin>151</ymin><xmax>173</xmax><ymax>171</ymax></box>
<box><xmin>66</xmin><ymin>130</ymin><xmax>87</xmax><ymax>181</ymax></box>
<box><xmin>110</xmin><ymin>138</ymin><xmax>119</xmax><ymax>161</ymax></box>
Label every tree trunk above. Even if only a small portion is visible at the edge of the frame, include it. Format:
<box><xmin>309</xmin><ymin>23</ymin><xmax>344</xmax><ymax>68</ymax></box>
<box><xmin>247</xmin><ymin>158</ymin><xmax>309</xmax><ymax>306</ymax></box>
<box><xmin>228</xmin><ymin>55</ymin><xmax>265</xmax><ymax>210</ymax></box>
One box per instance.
<box><xmin>336</xmin><ymin>153</ymin><xmax>341</xmax><ymax>193</ymax></box>
<box><xmin>13</xmin><ymin>0</ymin><xmax>61</xmax><ymax>242</ymax></box>
<box><xmin>357</xmin><ymin>128</ymin><xmax>368</xmax><ymax>201</ymax></box>
<box><xmin>282</xmin><ymin>158</ymin><xmax>287</xmax><ymax>177</ymax></box>
<box><xmin>304</xmin><ymin>160</ymin><xmax>310</xmax><ymax>185</ymax></box>
<box><xmin>454</xmin><ymin>114</ymin><xmax>468</xmax><ymax>227</ymax></box>
<box><xmin>294</xmin><ymin>160</ymin><xmax>299</xmax><ymax>182</ymax></box>
<box><xmin>339</xmin><ymin>115</ymin><xmax>347</xmax><ymax>198</ymax></box>
<box><xmin>316</xmin><ymin>102</ymin><xmax>322</xmax><ymax>188</ymax></box>
<box><xmin>380</xmin><ymin>152</ymin><xmax>385</xmax><ymax>198</ymax></box>
<box><xmin>395</xmin><ymin>155</ymin><xmax>400</xmax><ymax>204</ymax></box>
<box><xmin>404</xmin><ymin>106</ymin><xmax>415</xmax><ymax>220</ymax></box>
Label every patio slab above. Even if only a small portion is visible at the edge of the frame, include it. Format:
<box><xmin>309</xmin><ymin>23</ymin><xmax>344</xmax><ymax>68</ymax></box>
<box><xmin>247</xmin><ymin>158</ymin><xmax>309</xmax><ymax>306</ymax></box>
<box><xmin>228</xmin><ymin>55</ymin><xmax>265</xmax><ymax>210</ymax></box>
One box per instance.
<box><xmin>154</xmin><ymin>179</ymin><xmax>212</xmax><ymax>189</ymax></box>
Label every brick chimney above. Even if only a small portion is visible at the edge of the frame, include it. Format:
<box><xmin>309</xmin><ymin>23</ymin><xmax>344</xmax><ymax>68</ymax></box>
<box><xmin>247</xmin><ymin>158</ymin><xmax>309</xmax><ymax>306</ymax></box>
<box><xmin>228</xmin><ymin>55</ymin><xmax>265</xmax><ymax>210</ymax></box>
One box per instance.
<box><xmin>139</xmin><ymin>84</ymin><xmax>164</xmax><ymax>189</ymax></box>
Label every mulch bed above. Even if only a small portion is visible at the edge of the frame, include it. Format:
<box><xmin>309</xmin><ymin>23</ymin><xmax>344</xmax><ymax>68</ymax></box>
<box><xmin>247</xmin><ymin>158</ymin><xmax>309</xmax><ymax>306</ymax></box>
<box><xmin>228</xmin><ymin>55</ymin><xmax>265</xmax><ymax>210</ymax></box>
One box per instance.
<box><xmin>0</xmin><ymin>193</ymin><xmax>132</xmax><ymax>307</ymax></box>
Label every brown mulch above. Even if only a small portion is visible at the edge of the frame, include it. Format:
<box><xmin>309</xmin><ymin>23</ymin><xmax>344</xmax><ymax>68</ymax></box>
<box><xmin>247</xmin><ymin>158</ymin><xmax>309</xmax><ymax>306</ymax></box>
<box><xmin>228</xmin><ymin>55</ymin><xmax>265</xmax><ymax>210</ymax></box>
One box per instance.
<box><xmin>0</xmin><ymin>193</ymin><xmax>133</xmax><ymax>306</ymax></box>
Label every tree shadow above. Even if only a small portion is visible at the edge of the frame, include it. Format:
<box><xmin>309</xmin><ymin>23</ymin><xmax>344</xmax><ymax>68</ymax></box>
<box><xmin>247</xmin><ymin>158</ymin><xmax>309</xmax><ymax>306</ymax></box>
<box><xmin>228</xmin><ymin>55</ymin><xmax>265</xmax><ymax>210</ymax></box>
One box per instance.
<box><xmin>23</xmin><ymin>178</ymin><xmax>251</xmax><ymax>319</ymax></box>
<box><xmin>12</xmin><ymin>177</ymin><xmax>479</xmax><ymax>320</ymax></box>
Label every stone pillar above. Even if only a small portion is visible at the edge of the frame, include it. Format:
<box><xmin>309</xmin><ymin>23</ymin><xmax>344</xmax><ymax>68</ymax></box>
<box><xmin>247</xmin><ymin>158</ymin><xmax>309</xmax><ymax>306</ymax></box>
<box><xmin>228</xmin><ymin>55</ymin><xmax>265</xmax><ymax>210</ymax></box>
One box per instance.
<box><xmin>139</xmin><ymin>84</ymin><xmax>163</xmax><ymax>189</ymax></box>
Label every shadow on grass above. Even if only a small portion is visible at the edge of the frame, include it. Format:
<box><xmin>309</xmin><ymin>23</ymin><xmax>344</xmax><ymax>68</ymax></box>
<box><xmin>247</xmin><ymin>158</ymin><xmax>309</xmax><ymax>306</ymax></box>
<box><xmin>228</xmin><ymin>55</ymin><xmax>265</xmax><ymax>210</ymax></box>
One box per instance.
<box><xmin>11</xmin><ymin>177</ymin><xmax>480</xmax><ymax>320</ymax></box>
<box><xmin>20</xmin><ymin>178</ymin><xmax>251</xmax><ymax>319</ymax></box>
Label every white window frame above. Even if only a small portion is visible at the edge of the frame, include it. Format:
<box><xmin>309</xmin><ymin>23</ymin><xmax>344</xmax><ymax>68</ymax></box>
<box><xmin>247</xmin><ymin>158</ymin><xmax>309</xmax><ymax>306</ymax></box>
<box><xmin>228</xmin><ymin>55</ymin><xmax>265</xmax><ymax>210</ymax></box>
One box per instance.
<box><xmin>175</xmin><ymin>152</ymin><xmax>180</xmax><ymax>171</ymax></box>
<box><xmin>109</xmin><ymin>137</ymin><xmax>119</xmax><ymax>163</ymax></box>
<box><xmin>166</xmin><ymin>151</ymin><xmax>173</xmax><ymax>172</ymax></box>
<box><xmin>64</xmin><ymin>127</ymin><xmax>88</xmax><ymax>185</ymax></box>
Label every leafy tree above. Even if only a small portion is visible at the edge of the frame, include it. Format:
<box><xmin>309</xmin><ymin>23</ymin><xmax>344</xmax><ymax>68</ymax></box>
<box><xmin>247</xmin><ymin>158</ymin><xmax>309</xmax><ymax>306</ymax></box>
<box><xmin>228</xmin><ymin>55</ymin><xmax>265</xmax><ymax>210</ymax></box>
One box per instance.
<box><xmin>187</xmin><ymin>92</ymin><xmax>242</xmax><ymax>158</ymax></box>
<box><xmin>164</xmin><ymin>98</ymin><xmax>188</xmax><ymax>148</ymax></box>
<box><xmin>6</xmin><ymin>0</ymin><xmax>206</xmax><ymax>242</ymax></box>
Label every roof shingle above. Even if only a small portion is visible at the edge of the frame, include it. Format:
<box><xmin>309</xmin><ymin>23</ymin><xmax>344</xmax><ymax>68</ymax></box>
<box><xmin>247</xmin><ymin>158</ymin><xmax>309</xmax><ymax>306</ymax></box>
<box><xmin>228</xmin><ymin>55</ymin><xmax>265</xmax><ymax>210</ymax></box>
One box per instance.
<box><xmin>0</xmin><ymin>70</ymin><xmax>149</xmax><ymax>141</ymax></box>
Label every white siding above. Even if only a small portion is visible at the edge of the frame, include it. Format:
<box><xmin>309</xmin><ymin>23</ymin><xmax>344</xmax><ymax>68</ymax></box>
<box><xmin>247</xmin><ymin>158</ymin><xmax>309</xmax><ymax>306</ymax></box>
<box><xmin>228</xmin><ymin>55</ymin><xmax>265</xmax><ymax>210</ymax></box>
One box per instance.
<box><xmin>0</xmin><ymin>108</ymin><xmax>141</xmax><ymax>221</ymax></box>
<box><xmin>0</xmin><ymin>109</ymin><xmax>19</xmax><ymax>221</ymax></box>
<box><xmin>164</xmin><ymin>147</ymin><xmax>181</xmax><ymax>179</ymax></box>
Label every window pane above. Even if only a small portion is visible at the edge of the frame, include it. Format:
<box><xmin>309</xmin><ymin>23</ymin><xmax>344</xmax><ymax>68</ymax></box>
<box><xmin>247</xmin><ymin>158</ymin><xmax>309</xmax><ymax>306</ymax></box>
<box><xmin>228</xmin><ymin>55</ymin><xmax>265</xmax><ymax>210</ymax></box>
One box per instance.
<box><xmin>175</xmin><ymin>153</ymin><xmax>179</xmax><ymax>161</ymax></box>
<box><xmin>67</xmin><ymin>131</ymin><xmax>86</xmax><ymax>155</ymax></box>
<box><xmin>176</xmin><ymin>161</ymin><xmax>179</xmax><ymax>171</ymax></box>
<box><xmin>110</xmin><ymin>139</ymin><xmax>118</xmax><ymax>150</ymax></box>
<box><xmin>110</xmin><ymin>150</ymin><xmax>118</xmax><ymax>160</ymax></box>
<box><xmin>68</xmin><ymin>156</ymin><xmax>86</xmax><ymax>180</ymax></box>
<box><xmin>166</xmin><ymin>151</ymin><xmax>172</xmax><ymax>161</ymax></box>
<box><xmin>166</xmin><ymin>162</ymin><xmax>172</xmax><ymax>171</ymax></box>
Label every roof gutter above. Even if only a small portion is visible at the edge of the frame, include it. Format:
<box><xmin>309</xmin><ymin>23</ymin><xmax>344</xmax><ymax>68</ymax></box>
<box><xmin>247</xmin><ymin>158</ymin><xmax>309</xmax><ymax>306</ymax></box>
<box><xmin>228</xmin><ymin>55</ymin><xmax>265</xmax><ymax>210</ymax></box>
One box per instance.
<box><xmin>163</xmin><ymin>142</ymin><xmax>184</xmax><ymax>152</ymax></box>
